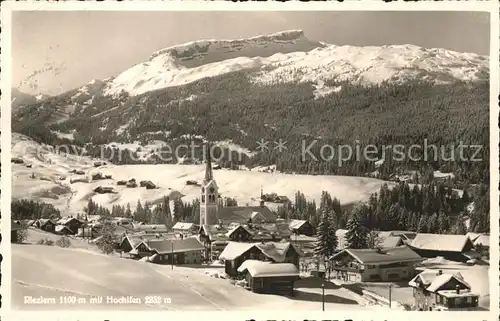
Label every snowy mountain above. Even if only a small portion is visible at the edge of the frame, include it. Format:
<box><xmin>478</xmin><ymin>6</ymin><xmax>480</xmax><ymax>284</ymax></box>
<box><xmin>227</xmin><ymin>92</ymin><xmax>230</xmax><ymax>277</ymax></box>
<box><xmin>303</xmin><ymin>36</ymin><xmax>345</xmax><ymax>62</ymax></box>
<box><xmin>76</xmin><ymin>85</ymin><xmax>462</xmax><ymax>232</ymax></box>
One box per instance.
<box><xmin>12</xmin><ymin>30</ymin><xmax>489</xmax><ymax>183</ymax></box>
<box><xmin>102</xmin><ymin>29</ymin><xmax>488</xmax><ymax>97</ymax></box>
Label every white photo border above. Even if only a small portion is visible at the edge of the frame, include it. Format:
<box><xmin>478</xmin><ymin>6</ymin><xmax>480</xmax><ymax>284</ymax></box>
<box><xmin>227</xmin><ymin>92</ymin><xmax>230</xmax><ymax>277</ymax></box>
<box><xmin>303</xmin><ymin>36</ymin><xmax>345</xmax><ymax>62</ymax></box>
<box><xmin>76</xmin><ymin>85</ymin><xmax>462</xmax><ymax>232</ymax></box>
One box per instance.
<box><xmin>1</xmin><ymin>1</ymin><xmax>498</xmax><ymax>321</ymax></box>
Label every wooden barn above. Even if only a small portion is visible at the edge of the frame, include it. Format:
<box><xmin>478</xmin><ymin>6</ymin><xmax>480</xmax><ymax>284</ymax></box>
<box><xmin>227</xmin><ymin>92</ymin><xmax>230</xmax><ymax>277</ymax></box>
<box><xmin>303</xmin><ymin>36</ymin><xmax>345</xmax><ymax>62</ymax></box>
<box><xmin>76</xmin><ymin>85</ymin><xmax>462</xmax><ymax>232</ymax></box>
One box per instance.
<box><xmin>219</xmin><ymin>241</ymin><xmax>303</xmax><ymax>277</ymax></box>
<box><xmin>238</xmin><ymin>260</ymin><xmax>300</xmax><ymax>295</ymax></box>
<box><xmin>288</xmin><ymin>219</ymin><xmax>314</xmax><ymax>236</ymax></box>
<box><xmin>408</xmin><ymin>234</ymin><xmax>479</xmax><ymax>263</ymax></box>
<box><xmin>129</xmin><ymin>237</ymin><xmax>205</xmax><ymax>265</ymax></box>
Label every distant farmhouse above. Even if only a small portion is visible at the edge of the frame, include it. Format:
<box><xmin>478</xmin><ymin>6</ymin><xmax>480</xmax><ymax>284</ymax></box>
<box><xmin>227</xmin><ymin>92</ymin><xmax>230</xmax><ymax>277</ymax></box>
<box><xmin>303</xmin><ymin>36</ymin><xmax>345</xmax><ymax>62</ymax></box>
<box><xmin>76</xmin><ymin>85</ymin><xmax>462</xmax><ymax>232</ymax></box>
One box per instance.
<box><xmin>330</xmin><ymin>246</ymin><xmax>423</xmax><ymax>282</ymax></box>
<box><xmin>409</xmin><ymin>270</ymin><xmax>480</xmax><ymax>311</ymax></box>
<box><xmin>129</xmin><ymin>238</ymin><xmax>205</xmax><ymax>264</ymax></box>
<box><xmin>408</xmin><ymin>233</ymin><xmax>480</xmax><ymax>263</ymax></box>
<box><xmin>219</xmin><ymin>241</ymin><xmax>303</xmax><ymax>277</ymax></box>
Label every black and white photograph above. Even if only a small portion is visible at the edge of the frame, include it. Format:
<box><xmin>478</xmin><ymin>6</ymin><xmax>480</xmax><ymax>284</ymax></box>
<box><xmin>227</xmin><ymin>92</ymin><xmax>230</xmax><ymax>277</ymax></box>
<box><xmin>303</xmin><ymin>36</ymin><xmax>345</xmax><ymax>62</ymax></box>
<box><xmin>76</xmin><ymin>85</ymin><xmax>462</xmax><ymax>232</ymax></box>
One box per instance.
<box><xmin>3</xmin><ymin>2</ymin><xmax>497</xmax><ymax>315</ymax></box>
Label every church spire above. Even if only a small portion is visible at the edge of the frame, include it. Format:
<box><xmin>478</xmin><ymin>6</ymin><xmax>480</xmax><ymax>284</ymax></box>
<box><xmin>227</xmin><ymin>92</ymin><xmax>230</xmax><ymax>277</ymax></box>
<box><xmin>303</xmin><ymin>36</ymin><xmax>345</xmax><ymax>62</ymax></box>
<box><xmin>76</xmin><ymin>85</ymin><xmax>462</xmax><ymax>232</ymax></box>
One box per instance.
<box><xmin>204</xmin><ymin>142</ymin><xmax>213</xmax><ymax>183</ymax></box>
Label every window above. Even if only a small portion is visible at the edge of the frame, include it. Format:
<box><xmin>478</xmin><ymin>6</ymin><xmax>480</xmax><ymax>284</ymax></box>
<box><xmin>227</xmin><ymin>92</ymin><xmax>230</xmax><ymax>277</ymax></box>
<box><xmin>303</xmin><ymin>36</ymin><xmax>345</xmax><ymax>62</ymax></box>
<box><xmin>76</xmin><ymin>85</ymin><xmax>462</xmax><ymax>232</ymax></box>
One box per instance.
<box><xmin>466</xmin><ymin>297</ymin><xmax>472</xmax><ymax>304</ymax></box>
<box><xmin>202</xmin><ymin>195</ymin><xmax>205</xmax><ymax>203</ymax></box>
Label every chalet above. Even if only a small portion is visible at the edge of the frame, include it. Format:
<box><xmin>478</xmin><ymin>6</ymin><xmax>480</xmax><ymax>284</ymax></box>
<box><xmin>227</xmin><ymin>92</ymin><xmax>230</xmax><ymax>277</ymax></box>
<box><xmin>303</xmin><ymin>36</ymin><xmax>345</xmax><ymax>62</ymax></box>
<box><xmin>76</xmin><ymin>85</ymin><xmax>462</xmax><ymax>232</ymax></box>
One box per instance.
<box><xmin>129</xmin><ymin>237</ymin><xmax>205</xmax><ymax>264</ymax></box>
<box><xmin>238</xmin><ymin>260</ymin><xmax>300</xmax><ymax>295</ymax></box>
<box><xmin>93</xmin><ymin>186</ymin><xmax>116</xmax><ymax>194</ymax></box>
<box><xmin>57</xmin><ymin>217</ymin><xmax>84</xmax><ymax>234</ymax></box>
<box><xmin>378</xmin><ymin>236</ymin><xmax>405</xmax><ymax>249</ymax></box>
<box><xmin>330</xmin><ymin>246</ymin><xmax>423</xmax><ymax>282</ymax></box>
<box><xmin>289</xmin><ymin>220</ymin><xmax>314</xmax><ymax>236</ymax></box>
<box><xmin>466</xmin><ymin>232</ymin><xmax>490</xmax><ymax>249</ymax></box>
<box><xmin>378</xmin><ymin>230</ymin><xmax>417</xmax><ymax>243</ymax></box>
<box><xmin>131</xmin><ymin>224</ymin><xmax>169</xmax><ymax>234</ymax></box>
<box><xmin>119</xmin><ymin>234</ymin><xmax>164</xmax><ymax>253</ymax></box>
<box><xmin>77</xmin><ymin>227</ymin><xmax>97</xmax><ymax>238</ymax></box>
<box><xmin>409</xmin><ymin>234</ymin><xmax>479</xmax><ymax>263</ymax></box>
<box><xmin>275</xmin><ymin>196</ymin><xmax>292</xmax><ymax>207</ymax></box>
<box><xmin>55</xmin><ymin>225</ymin><xmax>74</xmax><ymax>235</ymax></box>
<box><xmin>172</xmin><ymin>222</ymin><xmax>198</xmax><ymax>235</ymax></box>
<box><xmin>409</xmin><ymin>270</ymin><xmax>479</xmax><ymax>311</ymax></box>
<box><xmin>34</xmin><ymin>219</ymin><xmax>56</xmax><ymax>233</ymax></box>
<box><xmin>11</xmin><ymin>220</ymin><xmax>23</xmax><ymax>243</ymax></box>
<box><xmin>219</xmin><ymin>241</ymin><xmax>303</xmax><ymax>277</ymax></box>
<box><xmin>217</xmin><ymin>205</ymin><xmax>276</xmax><ymax>225</ymax></box>
<box><xmin>225</xmin><ymin>224</ymin><xmax>253</xmax><ymax>242</ymax></box>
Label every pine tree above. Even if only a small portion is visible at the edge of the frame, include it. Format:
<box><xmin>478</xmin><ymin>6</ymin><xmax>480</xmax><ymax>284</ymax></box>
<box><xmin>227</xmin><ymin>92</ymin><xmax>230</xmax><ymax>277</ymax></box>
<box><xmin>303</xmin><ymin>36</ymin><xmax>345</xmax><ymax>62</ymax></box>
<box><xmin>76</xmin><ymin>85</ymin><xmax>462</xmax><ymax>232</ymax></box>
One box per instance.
<box><xmin>345</xmin><ymin>212</ymin><xmax>368</xmax><ymax>249</ymax></box>
<box><xmin>95</xmin><ymin>213</ymin><xmax>117</xmax><ymax>255</ymax></box>
<box><xmin>451</xmin><ymin>215</ymin><xmax>468</xmax><ymax>235</ymax></box>
<box><xmin>417</xmin><ymin>215</ymin><xmax>428</xmax><ymax>233</ymax></box>
<box><xmin>124</xmin><ymin>203</ymin><xmax>132</xmax><ymax>218</ymax></box>
<box><xmin>426</xmin><ymin>213</ymin><xmax>439</xmax><ymax>234</ymax></box>
<box><xmin>314</xmin><ymin>210</ymin><xmax>338</xmax><ymax>258</ymax></box>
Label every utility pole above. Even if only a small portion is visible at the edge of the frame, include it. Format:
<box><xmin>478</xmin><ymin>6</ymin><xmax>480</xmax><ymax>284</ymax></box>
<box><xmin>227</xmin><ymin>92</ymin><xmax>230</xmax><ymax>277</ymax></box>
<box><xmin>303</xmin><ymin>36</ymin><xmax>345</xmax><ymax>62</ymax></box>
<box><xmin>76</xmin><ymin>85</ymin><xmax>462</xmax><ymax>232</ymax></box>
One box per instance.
<box><xmin>389</xmin><ymin>284</ymin><xmax>392</xmax><ymax>308</ymax></box>
<box><xmin>171</xmin><ymin>242</ymin><xmax>174</xmax><ymax>270</ymax></box>
<box><xmin>321</xmin><ymin>283</ymin><xmax>325</xmax><ymax>311</ymax></box>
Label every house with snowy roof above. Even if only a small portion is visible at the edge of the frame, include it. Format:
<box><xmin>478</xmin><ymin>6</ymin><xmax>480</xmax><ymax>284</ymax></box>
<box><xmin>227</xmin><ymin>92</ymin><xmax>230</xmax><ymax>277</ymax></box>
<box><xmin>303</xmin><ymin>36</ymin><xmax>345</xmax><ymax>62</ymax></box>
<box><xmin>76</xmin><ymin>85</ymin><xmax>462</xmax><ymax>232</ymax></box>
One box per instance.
<box><xmin>219</xmin><ymin>241</ymin><xmax>303</xmax><ymax>277</ymax></box>
<box><xmin>172</xmin><ymin>222</ymin><xmax>198</xmax><ymax>235</ymax></box>
<box><xmin>409</xmin><ymin>270</ymin><xmax>479</xmax><ymax>311</ymax></box>
<box><xmin>129</xmin><ymin>237</ymin><xmax>205</xmax><ymax>264</ymax></box>
<box><xmin>288</xmin><ymin>219</ymin><xmax>314</xmax><ymax>236</ymax></box>
<box><xmin>329</xmin><ymin>246</ymin><xmax>423</xmax><ymax>282</ymax></box>
<box><xmin>34</xmin><ymin>218</ymin><xmax>56</xmax><ymax>233</ymax></box>
<box><xmin>466</xmin><ymin>232</ymin><xmax>490</xmax><ymax>249</ymax></box>
<box><xmin>237</xmin><ymin>260</ymin><xmax>300</xmax><ymax>295</ymax></box>
<box><xmin>408</xmin><ymin>233</ymin><xmax>479</xmax><ymax>263</ymax></box>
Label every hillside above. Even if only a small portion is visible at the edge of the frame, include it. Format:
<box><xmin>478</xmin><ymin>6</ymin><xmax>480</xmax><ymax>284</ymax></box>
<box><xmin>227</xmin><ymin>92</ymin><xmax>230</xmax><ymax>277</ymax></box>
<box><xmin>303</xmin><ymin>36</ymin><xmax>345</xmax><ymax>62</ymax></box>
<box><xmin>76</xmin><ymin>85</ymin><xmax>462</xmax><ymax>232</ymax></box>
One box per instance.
<box><xmin>12</xmin><ymin>30</ymin><xmax>490</xmax><ymax>184</ymax></box>
<box><xmin>11</xmin><ymin>133</ymin><xmax>396</xmax><ymax>215</ymax></box>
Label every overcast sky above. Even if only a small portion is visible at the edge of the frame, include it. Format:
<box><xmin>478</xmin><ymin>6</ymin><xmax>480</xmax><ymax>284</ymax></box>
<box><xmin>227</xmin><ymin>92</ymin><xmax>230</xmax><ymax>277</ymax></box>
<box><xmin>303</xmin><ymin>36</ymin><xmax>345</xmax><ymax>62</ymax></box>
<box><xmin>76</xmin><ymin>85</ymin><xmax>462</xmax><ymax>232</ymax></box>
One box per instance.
<box><xmin>12</xmin><ymin>11</ymin><xmax>490</xmax><ymax>95</ymax></box>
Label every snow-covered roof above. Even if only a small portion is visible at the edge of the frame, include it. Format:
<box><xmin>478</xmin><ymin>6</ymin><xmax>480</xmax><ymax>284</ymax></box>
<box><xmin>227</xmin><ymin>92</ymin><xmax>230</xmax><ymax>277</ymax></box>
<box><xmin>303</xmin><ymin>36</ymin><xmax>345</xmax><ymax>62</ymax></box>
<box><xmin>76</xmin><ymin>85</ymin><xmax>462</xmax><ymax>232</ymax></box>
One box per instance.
<box><xmin>410</xmin><ymin>233</ymin><xmax>472</xmax><ymax>252</ymax></box>
<box><xmin>466</xmin><ymin>232</ymin><xmax>490</xmax><ymax>247</ymax></box>
<box><xmin>237</xmin><ymin>259</ymin><xmax>271</xmax><ymax>273</ymax></box>
<box><xmin>139</xmin><ymin>238</ymin><xmax>205</xmax><ymax>254</ymax></box>
<box><xmin>331</xmin><ymin>246</ymin><xmax>422</xmax><ymax>265</ymax></box>
<box><xmin>379</xmin><ymin>236</ymin><xmax>404</xmax><ymax>249</ymax></box>
<box><xmin>409</xmin><ymin>270</ymin><xmax>471</xmax><ymax>294</ymax></box>
<box><xmin>246</xmin><ymin>262</ymin><xmax>299</xmax><ymax>278</ymax></box>
<box><xmin>173</xmin><ymin>222</ymin><xmax>195</xmax><ymax>230</ymax></box>
<box><xmin>219</xmin><ymin>242</ymin><xmax>257</xmax><ymax>260</ymax></box>
<box><xmin>289</xmin><ymin>219</ymin><xmax>307</xmax><ymax>230</ymax></box>
<box><xmin>219</xmin><ymin>241</ymin><xmax>303</xmax><ymax>261</ymax></box>
<box><xmin>55</xmin><ymin>225</ymin><xmax>73</xmax><ymax>233</ymax></box>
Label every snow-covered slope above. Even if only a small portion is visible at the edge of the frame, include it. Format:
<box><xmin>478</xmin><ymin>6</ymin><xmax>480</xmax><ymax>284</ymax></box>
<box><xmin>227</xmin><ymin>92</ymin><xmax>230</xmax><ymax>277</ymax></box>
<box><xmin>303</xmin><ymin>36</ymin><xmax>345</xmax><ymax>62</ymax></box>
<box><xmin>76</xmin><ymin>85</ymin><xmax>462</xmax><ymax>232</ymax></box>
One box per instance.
<box><xmin>12</xmin><ymin>133</ymin><xmax>395</xmax><ymax>215</ymax></box>
<box><xmin>103</xmin><ymin>30</ymin><xmax>488</xmax><ymax>97</ymax></box>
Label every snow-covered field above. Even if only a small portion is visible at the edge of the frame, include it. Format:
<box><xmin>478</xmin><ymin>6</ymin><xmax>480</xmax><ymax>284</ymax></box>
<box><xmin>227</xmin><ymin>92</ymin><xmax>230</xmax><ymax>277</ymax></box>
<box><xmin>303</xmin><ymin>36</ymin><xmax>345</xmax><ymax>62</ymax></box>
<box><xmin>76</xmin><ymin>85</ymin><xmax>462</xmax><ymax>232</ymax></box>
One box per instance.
<box><xmin>12</xmin><ymin>244</ymin><xmax>375</xmax><ymax>311</ymax></box>
<box><xmin>12</xmin><ymin>133</ymin><xmax>395</xmax><ymax>215</ymax></box>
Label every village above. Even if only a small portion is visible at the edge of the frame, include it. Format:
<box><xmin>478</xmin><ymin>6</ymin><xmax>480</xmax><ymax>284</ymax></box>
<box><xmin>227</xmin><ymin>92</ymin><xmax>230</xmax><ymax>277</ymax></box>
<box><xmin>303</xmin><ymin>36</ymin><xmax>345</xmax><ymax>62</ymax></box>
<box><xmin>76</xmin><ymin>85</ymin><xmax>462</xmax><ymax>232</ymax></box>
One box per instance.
<box><xmin>11</xmin><ymin>147</ymin><xmax>490</xmax><ymax>311</ymax></box>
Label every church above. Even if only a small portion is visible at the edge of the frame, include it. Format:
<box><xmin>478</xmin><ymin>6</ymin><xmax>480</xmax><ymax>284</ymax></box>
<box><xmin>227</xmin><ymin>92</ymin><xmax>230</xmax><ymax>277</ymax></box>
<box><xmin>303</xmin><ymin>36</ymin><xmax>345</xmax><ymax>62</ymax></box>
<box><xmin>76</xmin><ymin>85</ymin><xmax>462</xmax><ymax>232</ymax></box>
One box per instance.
<box><xmin>199</xmin><ymin>145</ymin><xmax>276</xmax><ymax>226</ymax></box>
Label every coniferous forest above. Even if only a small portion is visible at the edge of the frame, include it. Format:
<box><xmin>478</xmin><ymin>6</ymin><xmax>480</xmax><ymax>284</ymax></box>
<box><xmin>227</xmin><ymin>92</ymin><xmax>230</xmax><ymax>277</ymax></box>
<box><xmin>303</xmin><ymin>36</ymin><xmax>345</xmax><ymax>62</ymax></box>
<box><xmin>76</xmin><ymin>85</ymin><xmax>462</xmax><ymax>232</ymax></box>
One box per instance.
<box><xmin>12</xmin><ymin>69</ymin><xmax>490</xmax><ymax>239</ymax></box>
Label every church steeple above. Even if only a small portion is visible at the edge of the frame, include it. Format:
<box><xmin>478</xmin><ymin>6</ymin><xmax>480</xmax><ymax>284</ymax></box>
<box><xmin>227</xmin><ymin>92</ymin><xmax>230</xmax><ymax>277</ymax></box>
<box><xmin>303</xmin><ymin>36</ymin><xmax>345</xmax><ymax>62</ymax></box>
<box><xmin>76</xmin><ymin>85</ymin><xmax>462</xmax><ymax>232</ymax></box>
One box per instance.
<box><xmin>204</xmin><ymin>142</ymin><xmax>213</xmax><ymax>183</ymax></box>
<box><xmin>200</xmin><ymin>142</ymin><xmax>218</xmax><ymax>226</ymax></box>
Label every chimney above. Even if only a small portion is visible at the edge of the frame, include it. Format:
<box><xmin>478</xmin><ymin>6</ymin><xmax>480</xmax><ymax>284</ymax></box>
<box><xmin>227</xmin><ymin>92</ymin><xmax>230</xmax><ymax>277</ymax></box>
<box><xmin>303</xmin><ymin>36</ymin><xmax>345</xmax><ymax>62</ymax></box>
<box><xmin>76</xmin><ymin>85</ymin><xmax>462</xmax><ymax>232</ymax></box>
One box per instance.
<box><xmin>456</xmin><ymin>285</ymin><xmax>460</xmax><ymax>294</ymax></box>
<box><xmin>438</xmin><ymin>270</ymin><xmax>443</xmax><ymax>275</ymax></box>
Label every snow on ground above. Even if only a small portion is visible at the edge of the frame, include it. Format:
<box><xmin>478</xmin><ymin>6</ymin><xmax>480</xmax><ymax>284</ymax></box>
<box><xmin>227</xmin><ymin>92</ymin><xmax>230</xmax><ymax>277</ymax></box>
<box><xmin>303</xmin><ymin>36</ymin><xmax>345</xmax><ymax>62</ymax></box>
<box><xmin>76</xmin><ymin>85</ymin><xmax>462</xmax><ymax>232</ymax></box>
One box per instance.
<box><xmin>12</xmin><ymin>244</ymin><xmax>375</xmax><ymax>311</ymax></box>
<box><xmin>12</xmin><ymin>133</ymin><xmax>395</xmax><ymax>215</ymax></box>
